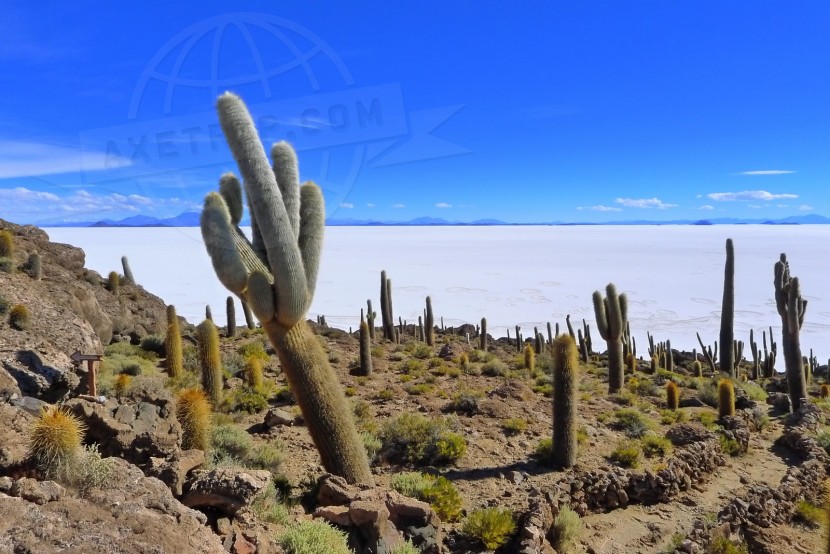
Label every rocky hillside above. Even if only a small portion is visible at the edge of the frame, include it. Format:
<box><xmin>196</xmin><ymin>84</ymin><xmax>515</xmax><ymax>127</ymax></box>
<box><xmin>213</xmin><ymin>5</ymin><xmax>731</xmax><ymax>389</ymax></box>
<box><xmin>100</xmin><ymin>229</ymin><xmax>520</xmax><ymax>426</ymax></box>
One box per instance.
<box><xmin>0</xmin><ymin>218</ymin><xmax>168</xmax><ymax>400</ymax></box>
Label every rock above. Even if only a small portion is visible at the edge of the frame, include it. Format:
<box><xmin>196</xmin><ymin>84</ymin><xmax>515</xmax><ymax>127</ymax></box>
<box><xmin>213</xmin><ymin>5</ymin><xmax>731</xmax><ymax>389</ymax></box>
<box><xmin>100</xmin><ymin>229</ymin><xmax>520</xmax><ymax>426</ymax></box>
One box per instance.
<box><xmin>315</xmin><ymin>504</ymin><xmax>353</xmax><ymax>526</ymax></box>
<box><xmin>232</xmin><ymin>534</ymin><xmax>257</xmax><ymax>554</ymax></box>
<box><xmin>0</xmin><ymin>457</ymin><xmax>224</xmax><ymax>553</ymax></box>
<box><xmin>0</xmin><ymin>402</ymin><xmax>35</xmax><ymax>471</ymax></box>
<box><xmin>66</xmin><ymin>387</ymin><xmax>181</xmax><ymax>467</ymax></box>
<box><xmin>183</xmin><ymin>467</ymin><xmax>271</xmax><ymax>515</ymax></box>
<box><xmin>147</xmin><ymin>449</ymin><xmax>206</xmax><ymax>496</ymax></box>
<box><xmin>678</xmin><ymin>397</ymin><xmax>706</xmax><ymax>408</ymax></box>
<box><xmin>9</xmin><ymin>477</ymin><xmax>65</xmax><ymax>505</ymax></box>
<box><xmin>766</xmin><ymin>392</ymin><xmax>792</xmax><ymax>414</ymax></box>
<box><xmin>263</xmin><ymin>407</ymin><xmax>295</xmax><ymax>428</ymax></box>
<box><xmin>665</xmin><ymin>424</ymin><xmax>715</xmax><ymax>446</ymax></box>
<box><xmin>438</xmin><ymin>343</ymin><xmax>460</xmax><ymax>360</ymax></box>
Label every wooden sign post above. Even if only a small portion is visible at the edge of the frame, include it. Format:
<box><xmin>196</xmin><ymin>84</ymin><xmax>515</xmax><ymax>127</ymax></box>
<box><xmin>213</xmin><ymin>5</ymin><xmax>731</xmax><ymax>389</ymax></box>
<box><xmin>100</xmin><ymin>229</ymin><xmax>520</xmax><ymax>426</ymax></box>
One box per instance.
<box><xmin>70</xmin><ymin>351</ymin><xmax>103</xmax><ymax>397</ymax></box>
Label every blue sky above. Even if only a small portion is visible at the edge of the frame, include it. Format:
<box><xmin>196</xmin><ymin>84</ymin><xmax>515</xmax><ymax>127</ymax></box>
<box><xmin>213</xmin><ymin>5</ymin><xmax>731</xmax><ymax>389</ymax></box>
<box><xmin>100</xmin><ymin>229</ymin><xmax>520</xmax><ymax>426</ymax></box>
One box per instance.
<box><xmin>0</xmin><ymin>1</ymin><xmax>828</xmax><ymax>224</ymax></box>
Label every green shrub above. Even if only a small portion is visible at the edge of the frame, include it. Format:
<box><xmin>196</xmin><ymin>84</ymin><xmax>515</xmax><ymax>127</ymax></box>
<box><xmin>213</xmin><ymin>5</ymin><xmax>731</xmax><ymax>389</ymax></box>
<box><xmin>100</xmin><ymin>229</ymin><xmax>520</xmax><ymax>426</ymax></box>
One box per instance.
<box><xmin>361</xmin><ymin>431</ymin><xmax>382</xmax><ymax>461</ymax></box>
<box><xmin>420</xmin><ymin>475</ymin><xmax>463</xmax><ymax>522</ymax></box>
<box><xmin>463</xmin><ymin>507</ymin><xmax>516</xmax><ymax>549</ymax></box>
<box><xmin>695</xmin><ymin>411</ymin><xmax>718</xmax><ymax>429</ymax></box>
<box><xmin>697</xmin><ymin>380</ymin><xmax>719</xmax><ymax>408</ymax></box>
<box><xmin>410</xmin><ymin>344</ymin><xmax>433</xmax><ymax>359</ymax></box>
<box><xmin>793</xmin><ymin>500</ymin><xmax>824</xmax><ymax>527</ymax></box>
<box><xmin>237</xmin><ymin>339</ymin><xmax>269</xmax><ymax>362</ymax></box>
<box><xmin>747</xmin><ymin>406</ymin><xmax>769</xmax><ymax>432</ymax></box>
<box><xmin>446</xmin><ymin>390</ymin><xmax>482</xmax><ymax>415</ymax></box>
<box><xmin>211</xmin><ymin>424</ymin><xmax>253</xmax><ymax>464</ymax></box>
<box><xmin>251</xmin><ymin>481</ymin><xmax>290</xmax><ymax>524</ymax></box>
<box><xmin>552</xmin><ymin>505</ymin><xmax>582</xmax><ymax>553</ymax></box>
<box><xmin>481</xmin><ymin>359</ymin><xmax>508</xmax><ymax>377</ymax></box>
<box><xmin>502</xmin><ymin>417</ymin><xmax>527</xmax><ymax>435</ymax></box>
<box><xmin>406</xmin><ymin>383</ymin><xmax>433</xmax><ymax>396</ymax></box>
<box><xmin>139</xmin><ymin>335</ymin><xmax>166</xmax><ymax>356</ymax></box>
<box><xmin>377</xmin><ymin>389</ymin><xmax>394</xmax><ymax>401</ymax></box>
<box><xmin>660</xmin><ymin>409</ymin><xmax>687</xmax><ymax>425</ymax></box>
<box><xmin>612</xmin><ymin>409</ymin><xmax>654</xmax><ymax>438</ymax></box>
<box><xmin>391</xmin><ymin>472</ymin><xmax>432</xmax><ymax>498</ymax></box>
<box><xmin>222</xmin><ymin>351</ymin><xmax>246</xmax><ymax>377</ymax></box>
<box><xmin>278</xmin><ymin>520</ymin><xmax>351</xmax><ymax>554</ymax></box>
<box><xmin>389</xmin><ymin>540</ymin><xmax>420</xmax><ymax>554</ymax></box>
<box><xmin>69</xmin><ymin>444</ymin><xmax>115</xmax><ymax>496</ymax></box>
<box><xmin>641</xmin><ymin>434</ymin><xmax>673</xmax><ymax>458</ymax></box>
<box><xmin>609</xmin><ymin>439</ymin><xmax>642</xmax><ymax>468</ymax></box>
<box><xmin>9</xmin><ymin>304</ymin><xmax>30</xmax><ymax>330</ymax></box>
<box><xmin>718</xmin><ymin>435</ymin><xmax>743</xmax><ymax>456</ymax></box>
<box><xmin>248</xmin><ymin>443</ymin><xmax>284</xmax><ymax>474</ymax></box>
<box><xmin>737</xmin><ymin>381</ymin><xmax>767</xmax><ymax>402</ymax></box>
<box><xmin>817</xmin><ymin>428</ymin><xmax>830</xmax><ymax>455</ymax></box>
<box><xmin>533</xmin><ymin>438</ymin><xmax>555</xmax><ymax>464</ymax></box>
<box><xmin>222</xmin><ymin>387</ymin><xmax>269</xmax><ymax>414</ymax></box>
<box><xmin>380</xmin><ymin>413</ymin><xmax>466</xmax><ymax>466</ymax></box>
<box><xmin>707</xmin><ymin>536</ymin><xmax>748</xmax><ymax>554</ymax></box>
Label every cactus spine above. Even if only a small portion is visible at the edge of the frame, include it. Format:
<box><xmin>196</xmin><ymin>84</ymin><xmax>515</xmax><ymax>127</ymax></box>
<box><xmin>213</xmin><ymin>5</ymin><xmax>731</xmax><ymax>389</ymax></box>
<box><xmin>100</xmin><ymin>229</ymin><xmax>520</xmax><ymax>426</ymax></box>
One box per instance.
<box><xmin>199</xmin><ymin>93</ymin><xmax>372</xmax><ymax>484</ymax></box>
<box><xmin>358</xmin><ymin>321</ymin><xmax>373</xmax><ymax>376</ymax></box>
<box><xmin>718</xmin><ymin>379</ymin><xmax>735</xmax><ymax>419</ymax></box>
<box><xmin>666</xmin><ymin>381</ymin><xmax>680</xmax><ymax>410</ymax></box>
<box><xmin>425</xmin><ymin>296</ymin><xmax>435</xmax><ymax>346</ymax></box>
<box><xmin>774</xmin><ymin>253</ymin><xmax>808</xmax><ymax>408</ymax></box>
<box><xmin>479</xmin><ymin>317</ymin><xmax>487</xmax><ymax>351</ymax></box>
<box><xmin>197</xmin><ymin>319</ymin><xmax>223</xmax><ymax>406</ymax></box>
<box><xmin>165</xmin><ymin>305</ymin><xmax>183</xmax><ymax>379</ymax></box>
<box><xmin>593</xmin><ymin>283</ymin><xmax>627</xmax><ymax>393</ymax></box>
<box><xmin>719</xmin><ymin>239</ymin><xmax>735</xmax><ymax>378</ymax></box>
<box><xmin>552</xmin><ymin>334</ymin><xmax>578</xmax><ymax>468</ymax></box>
<box><xmin>226</xmin><ymin>296</ymin><xmax>236</xmax><ymax>338</ymax></box>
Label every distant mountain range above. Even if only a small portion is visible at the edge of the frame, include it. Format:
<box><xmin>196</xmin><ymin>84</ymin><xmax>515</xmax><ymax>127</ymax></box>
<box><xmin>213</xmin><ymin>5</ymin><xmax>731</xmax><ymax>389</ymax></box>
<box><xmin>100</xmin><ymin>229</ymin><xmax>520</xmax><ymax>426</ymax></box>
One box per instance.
<box><xmin>39</xmin><ymin>212</ymin><xmax>830</xmax><ymax>227</ymax></box>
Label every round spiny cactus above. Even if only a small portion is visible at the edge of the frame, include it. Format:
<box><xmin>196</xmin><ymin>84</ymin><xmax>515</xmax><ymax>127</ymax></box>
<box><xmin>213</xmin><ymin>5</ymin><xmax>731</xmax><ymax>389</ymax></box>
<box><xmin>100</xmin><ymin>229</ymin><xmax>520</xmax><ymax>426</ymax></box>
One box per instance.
<box><xmin>9</xmin><ymin>304</ymin><xmax>30</xmax><ymax>330</ymax></box>
<box><xmin>114</xmin><ymin>373</ymin><xmax>132</xmax><ymax>397</ymax></box>
<box><xmin>29</xmin><ymin>406</ymin><xmax>85</xmax><ymax>477</ymax></box>
<box><xmin>666</xmin><ymin>381</ymin><xmax>680</xmax><ymax>411</ymax></box>
<box><xmin>176</xmin><ymin>388</ymin><xmax>212</xmax><ymax>450</ymax></box>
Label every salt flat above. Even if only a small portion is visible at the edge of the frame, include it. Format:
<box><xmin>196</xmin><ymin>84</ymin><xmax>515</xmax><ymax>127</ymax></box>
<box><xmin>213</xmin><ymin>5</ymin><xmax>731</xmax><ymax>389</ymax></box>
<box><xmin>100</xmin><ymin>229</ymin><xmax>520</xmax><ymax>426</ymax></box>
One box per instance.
<box><xmin>47</xmin><ymin>225</ymin><xmax>830</xmax><ymax>360</ymax></box>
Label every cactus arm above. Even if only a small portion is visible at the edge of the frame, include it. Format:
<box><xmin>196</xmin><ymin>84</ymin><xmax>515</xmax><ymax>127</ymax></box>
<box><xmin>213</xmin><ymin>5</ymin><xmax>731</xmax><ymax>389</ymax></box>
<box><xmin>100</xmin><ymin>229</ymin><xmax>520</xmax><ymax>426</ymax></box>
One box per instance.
<box><xmin>298</xmin><ymin>183</ymin><xmax>324</xmax><ymax>297</ymax></box>
<box><xmin>200</xmin><ymin>193</ymin><xmax>259</xmax><ymax>295</ymax></box>
<box><xmin>271</xmin><ymin>141</ymin><xmax>301</xmax><ymax>238</ymax></box>
<box><xmin>219</xmin><ymin>173</ymin><xmax>244</xmax><ymax>225</ymax></box>
<box><xmin>592</xmin><ymin>291</ymin><xmax>610</xmax><ymax>340</ymax></box>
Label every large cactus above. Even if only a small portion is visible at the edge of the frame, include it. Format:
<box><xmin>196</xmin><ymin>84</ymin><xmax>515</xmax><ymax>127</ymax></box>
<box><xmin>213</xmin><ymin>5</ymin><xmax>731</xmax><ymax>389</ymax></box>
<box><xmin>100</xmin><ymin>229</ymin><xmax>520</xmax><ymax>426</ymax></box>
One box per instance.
<box><xmin>552</xmin><ymin>334</ymin><xmax>578</xmax><ymax>468</ymax></box>
<box><xmin>380</xmin><ymin>271</ymin><xmax>395</xmax><ymax>342</ymax></box>
<box><xmin>592</xmin><ymin>283</ymin><xmax>627</xmax><ymax>393</ymax></box>
<box><xmin>719</xmin><ymin>239</ymin><xmax>735</xmax><ymax>378</ymax></box>
<box><xmin>199</xmin><ymin>93</ymin><xmax>372</xmax><ymax>485</ymax></box>
<box><xmin>197</xmin><ymin>319</ymin><xmax>223</xmax><ymax>406</ymax></box>
<box><xmin>425</xmin><ymin>296</ymin><xmax>435</xmax><ymax>346</ymax></box>
<box><xmin>774</xmin><ymin>253</ymin><xmax>808</xmax><ymax>408</ymax></box>
<box><xmin>165</xmin><ymin>305</ymin><xmax>183</xmax><ymax>379</ymax></box>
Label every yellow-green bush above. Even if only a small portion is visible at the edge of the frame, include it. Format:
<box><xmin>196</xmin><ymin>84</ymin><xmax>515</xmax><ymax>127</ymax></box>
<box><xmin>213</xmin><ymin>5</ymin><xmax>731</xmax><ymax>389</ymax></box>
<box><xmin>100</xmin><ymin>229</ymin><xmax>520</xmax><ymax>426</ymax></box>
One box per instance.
<box><xmin>552</xmin><ymin>505</ymin><xmax>582</xmax><ymax>553</ymax></box>
<box><xmin>278</xmin><ymin>520</ymin><xmax>351</xmax><ymax>554</ymax></box>
<box><xmin>380</xmin><ymin>413</ymin><xmax>466</xmax><ymax>466</ymax></box>
<box><xmin>463</xmin><ymin>507</ymin><xmax>516</xmax><ymax>549</ymax></box>
<box><xmin>609</xmin><ymin>439</ymin><xmax>642</xmax><ymax>468</ymax></box>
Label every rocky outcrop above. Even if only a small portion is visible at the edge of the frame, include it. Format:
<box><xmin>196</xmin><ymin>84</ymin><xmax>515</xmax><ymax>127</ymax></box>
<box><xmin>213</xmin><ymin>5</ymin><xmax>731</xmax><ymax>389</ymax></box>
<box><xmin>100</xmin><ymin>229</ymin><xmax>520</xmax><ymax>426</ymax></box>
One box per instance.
<box><xmin>0</xmin><ymin>457</ymin><xmax>225</xmax><ymax>554</ymax></box>
<box><xmin>182</xmin><ymin>467</ymin><xmax>271</xmax><ymax>515</ymax></box>
<box><xmin>315</xmin><ymin>474</ymin><xmax>444</xmax><ymax>554</ymax></box>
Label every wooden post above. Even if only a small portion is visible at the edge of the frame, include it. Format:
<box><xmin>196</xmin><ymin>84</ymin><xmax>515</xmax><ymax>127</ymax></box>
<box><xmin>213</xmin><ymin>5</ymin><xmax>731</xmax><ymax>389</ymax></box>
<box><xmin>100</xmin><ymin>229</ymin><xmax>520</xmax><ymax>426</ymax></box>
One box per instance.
<box><xmin>87</xmin><ymin>359</ymin><xmax>97</xmax><ymax>397</ymax></box>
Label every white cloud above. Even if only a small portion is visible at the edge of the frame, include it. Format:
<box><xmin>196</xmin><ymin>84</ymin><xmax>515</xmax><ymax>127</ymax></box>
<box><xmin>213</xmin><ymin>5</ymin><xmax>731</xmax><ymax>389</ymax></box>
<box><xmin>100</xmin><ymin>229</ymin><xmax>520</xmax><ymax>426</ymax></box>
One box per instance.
<box><xmin>799</xmin><ymin>204</ymin><xmax>814</xmax><ymax>211</ymax></box>
<box><xmin>0</xmin><ymin>140</ymin><xmax>132</xmax><ymax>178</ymax></box>
<box><xmin>614</xmin><ymin>197</ymin><xmax>677</xmax><ymax>209</ymax></box>
<box><xmin>577</xmin><ymin>205</ymin><xmax>622</xmax><ymax>212</ymax></box>
<box><xmin>741</xmin><ymin>170</ymin><xmax>795</xmax><ymax>175</ymax></box>
<box><xmin>392</xmin><ymin>203</ymin><xmax>406</xmax><ymax>209</ymax></box>
<box><xmin>707</xmin><ymin>190</ymin><xmax>798</xmax><ymax>201</ymax></box>
<box><xmin>366</xmin><ymin>203</ymin><xmax>376</xmax><ymax>208</ymax></box>
<box><xmin>339</xmin><ymin>202</ymin><xmax>354</xmax><ymax>209</ymax></box>
<box><xmin>0</xmin><ymin>185</ymin><xmax>159</xmax><ymax>221</ymax></box>
<box><xmin>698</xmin><ymin>205</ymin><xmax>714</xmax><ymax>210</ymax></box>
<box><xmin>748</xmin><ymin>204</ymin><xmax>762</xmax><ymax>209</ymax></box>
<box><xmin>0</xmin><ymin>186</ymin><xmax>60</xmax><ymax>202</ymax></box>
<box><xmin>435</xmin><ymin>202</ymin><xmax>452</xmax><ymax>208</ymax></box>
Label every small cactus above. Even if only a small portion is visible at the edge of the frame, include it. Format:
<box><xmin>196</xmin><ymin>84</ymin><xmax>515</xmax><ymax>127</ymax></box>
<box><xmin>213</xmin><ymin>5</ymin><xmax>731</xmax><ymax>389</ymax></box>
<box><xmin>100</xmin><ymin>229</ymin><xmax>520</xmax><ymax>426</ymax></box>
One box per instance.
<box><xmin>165</xmin><ymin>305</ymin><xmax>183</xmax><ymax>379</ymax></box>
<box><xmin>692</xmin><ymin>360</ymin><xmax>703</xmax><ymax>377</ymax></box>
<box><xmin>176</xmin><ymin>388</ymin><xmax>211</xmax><ymax>450</ymax></box>
<box><xmin>0</xmin><ymin>229</ymin><xmax>13</xmax><ymax>257</ymax></box>
<box><xmin>26</xmin><ymin>252</ymin><xmax>42</xmax><ymax>280</ymax></box>
<box><xmin>357</xmin><ymin>321</ymin><xmax>373</xmax><ymax>376</ymax></box>
<box><xmin>197</xmin><ymin>319</ymin><xmax>223</xmax><ymax>406</ymax></box>
<box><xmin>625</xmin><ymin>352</ymin><xmax>636</xmax><ymax>373</ymax></box>
<box><xmin>107</xmin><ymin>271</ymin><xmax>120</xmax><ymax>295</ymax></box>
<box><xmin>459</xmin><ymin>352</ymin><xmax>470</xmax><ymax>373</ymax></box>
<box><xmin>820</xmin><ymin>384</ymin><xmax>830</xmax><ymax>399</ymax></box>
<box><xmin>226</xmin><ymin>296</ymin><xmax>236</xmax><ymax>338</ymax></box>
<box><xmin>666</xmin><ymin>381</ymin><xmax>680</xmax><ymax>410</ymax></box>
<box><xmin>524</xmin><ymin>344</ymin><xmax>535</xmax><ymax>372</ymax></box>
<box><xmin>29</xmin><ymin>406</ymin><xmax>85</xmax><ymax>478</ymax></box>
<box><xmin>245</xmin><ymin>357</ymin><xmax>264</xmax><ymax>390</ymax></box>
<box><xmin>114</xmin><ymin>373</ymin><xmax>132</xmax><ymax>397</ymax></box>
<box><xmin>650</xmin><ymin>355</ymin><xmax>658</xmax><ymax>374</ymax></box>
<box><xmin>718</xmin><ymin>379</ymin><xmax>735</xmax><ymax>419</ymax></box>
<box><xmin>479</xmin><ymin>317</ymin><xmax>487</xmax><ymax>351</ymax></box>
<box><xmin>552</xmin><ymin>334</ymin><xmax>579</xmax><ymax>468</ymax></box>
<box><xmin>425</xmin><ymin>296</ymin><xmax>434</xmax><ymax>346</ymax></box>
<box><xmin>9</xmin><ymin>303</ymin><xmax>30</xmax><ymax>330</ymax></box>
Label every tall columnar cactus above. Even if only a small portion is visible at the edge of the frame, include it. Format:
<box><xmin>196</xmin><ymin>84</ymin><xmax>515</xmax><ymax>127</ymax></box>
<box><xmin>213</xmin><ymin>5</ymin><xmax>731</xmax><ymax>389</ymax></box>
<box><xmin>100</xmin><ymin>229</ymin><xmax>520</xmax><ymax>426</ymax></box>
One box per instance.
<box><xmin>718</xmin><ymin>379</ymin><xmax>735</xmax><ymax>419</ymax></box>
<box><xmin>26</xmin><ymin>252</ymin><xmax>42</xmax><ymax>280</ymax></box>
<box><xmin>205</xmin><ymin>305</ymin><xmax>213</xmax><ymax>321</ymax></box>
<box><xmin>666</xmin><ymin>381</ymin><xmax>680</xmax><ymax>411</ymax></box>
<box><xmin>592</xmin><ymin>283</ymin><xmax>627</xmax><ymax>393</ymax></box>
<box><xmin>535</xmin><ymin>332</ymin><xmax>544</xmax><ymax>355</ymax></box>
<box><xmin>245</xmin><ymin>356</ymin><xmax>264</xmax><ymax>390</ymax></box>
<box><xmin>425</xmin><ymin>296</ymin><xmax>435</xmax><ymax>346</ymax></box>
<box><xmin>241</xmin><ymin>300</ymin><xmax>256</xmax><ymax>329</ymax></box>
<box><xmin>577</xmin><ymin>329</ymin><xmax>589</xmax><ymax>363</ymax></box>
<box><xmin>719</xmin><ymin>239</ymin><xmax>735</xmax><ymax>378</ymax></box>
<box><xmin>226</xmin><ymin>296</ymin><xmax>236</xmax><ymax>338</ymax></box>
<box><xmin>199</xmin><ymin>93</ymin><xmax>372</xmax><ymax>485</ymax></box>
<box><xmin>380</xmin><ymin>271</ymin><xmax>396</xmax><ymax>342</ymax></box>
<box><xmin>552</xmin><ymin>334</ymin><xmax>578</xmax><ymax>468</ymax></box>
<box><xmin>358</xmin><ymin>321</ymin><xmax>373</xmax><ymax>377</ymax></box>
<box><xmin>165</xmin><ymin>305</ymin><xmax>183</xmax><ymax>379</ymax></box>
<box><xmin>666</xmin><ymin>339</ymin><xmax>674</xmax><ymax>373</ymax></box>
<box><xmin>524</xmin><ymin>344</ymin><xmax>536</xmax><ymax>372</ymax></box>
<box><xmin>176</xmin><ymin>388</ymin><xmax>211</xmax><ymax>451</ymax></box>
<box><xmin>197</xmin><ymin>319</ymin><xmax>223</xmax><ymax>406</ymax></box>
<box><xmin>774</xmin><ymin>253</ymin><xmax>808</xmax><ymax>408</ymax></box>
<box><xmin>480</xmin><ymin>317</ymin><xmax>487</xmax><ymax>351</ymax></box>
<box><xmin>366</xmin><ymin>300</ymin><xmax>376</xmax><ymax>340</ymax></box>
<box><xmin>121</xmin><ymin>255</ymin><xmax>135</xmax><ymax>285</ymax></box>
